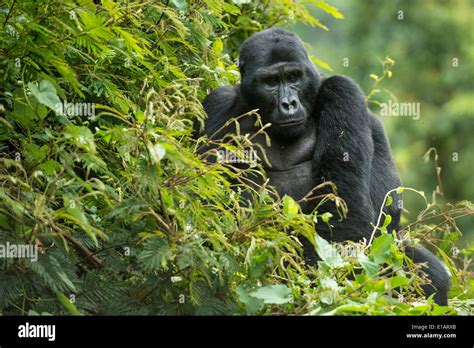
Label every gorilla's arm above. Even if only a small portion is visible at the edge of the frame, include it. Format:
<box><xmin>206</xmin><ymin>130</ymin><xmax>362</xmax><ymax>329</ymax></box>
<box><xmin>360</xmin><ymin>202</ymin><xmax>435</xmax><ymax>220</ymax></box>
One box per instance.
<box><xmin>201</xmin><ymin>86</ymin><xmax>247</xmax><ymax>138</ymax></box>
<box><xmin>312</xmin><ymin>76</ymin><xmax>450</xmax><ymax>305</ymax></box>
<box><xmin>369</xmin><ymin>114</ymin><xmax>402</xmax><ymax>230</ymax></box>
<box><xmin>312</xmin><ymin>75</ymin><xmax>376</xmax><ymax>242</ymax></box>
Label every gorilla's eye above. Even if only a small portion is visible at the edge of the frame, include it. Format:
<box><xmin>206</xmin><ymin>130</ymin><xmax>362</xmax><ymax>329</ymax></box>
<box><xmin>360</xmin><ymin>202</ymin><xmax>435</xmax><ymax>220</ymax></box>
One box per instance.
<box><xmin>286</xmin><ymin>71</ymin><xmax>301</xmax><ymax>83</ymax></box>
<box><xmin>263</xmin><ymin>76</ymin><xmax>279</xmax><ymax>87</ymax></box>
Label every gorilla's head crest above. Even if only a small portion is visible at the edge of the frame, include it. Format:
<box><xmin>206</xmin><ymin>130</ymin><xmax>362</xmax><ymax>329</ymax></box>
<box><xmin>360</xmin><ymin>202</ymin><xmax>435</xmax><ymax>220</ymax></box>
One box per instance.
<box><xmin>239</xmin><ymin>28</ymin><xmax>318</xmax><ymax>79</ymax></box>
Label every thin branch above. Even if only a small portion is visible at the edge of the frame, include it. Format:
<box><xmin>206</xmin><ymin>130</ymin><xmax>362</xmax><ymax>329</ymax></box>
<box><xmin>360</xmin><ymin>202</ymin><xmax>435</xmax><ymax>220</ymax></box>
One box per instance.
<box><xmin>41</xmin><ymin>218</ymin><xmax>102</xmax><ymax>268</ymax></box>
<box><xmin>2</xmin><ymin>0</ymin><xmax>16</xmax><ymax>28</ymax></box>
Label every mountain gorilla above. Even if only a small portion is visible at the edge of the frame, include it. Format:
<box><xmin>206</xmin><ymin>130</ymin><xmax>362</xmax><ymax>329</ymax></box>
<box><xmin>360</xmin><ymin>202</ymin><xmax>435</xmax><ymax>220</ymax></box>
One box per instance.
<box><xmin>200</xmin><ymin>28</ymin><xmax>450</xmax><ymax>305</ymax></box>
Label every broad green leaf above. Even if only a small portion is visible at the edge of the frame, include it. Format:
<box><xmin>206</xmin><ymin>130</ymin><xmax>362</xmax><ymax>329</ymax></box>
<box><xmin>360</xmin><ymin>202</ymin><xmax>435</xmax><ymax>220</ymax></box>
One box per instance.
<box><xmin>8</xmin><ymin>99</ymin><xmax>36</xmax><ymax>129</ymax></box>
<box><xmin>24</xmin><ymin>143</ymin><xmax>47</xmax><ymax>163</ymax></box>
<box><xmin>369</xmin><ymin>234</ymin><xmax>394</xmax><ymax>264</ymax></box>
<box><xmin>147</xmin><ymin>142</ymin><xmax>166</xmax><ymax>164</ymax></box>
<box><xmin>249</xmin><ymin>284</ymin><xmax>292</xmax><ymax>305</ymax></box>
<box><xmin>169</xmin><ymin>0</ymin><xmax>188</xmax><ymax>11</ymax></box>
<box><xmin>358</xmin><ymin>253</ymin><xmax>379</xmax><ymax>278</ymax></box>
<box><xmin>39</xmin><ymin>160</ymin><xmax>62</xmax><ymax>176</ymax></box>
<box><xmin>212</xmin><ymin>37</ymin><xmax>223</xmax><ymax>55</ymax></box>
<box><xmin>237</xmin><ymin>286</ymin><xmax>264</xmax><ymax>314</ymax></box>
<box><xmin>28</xmin><ymin>80</ymin><xmax>61</xmax><ymax>111</ymax></box>
<box><xmin>389</xmin><ymin>275</ymin><xmax>410</xmax><ymax>288</ymax></box>
<box><xmin>37</xmin><ymin>104</ymin><xmax>48</xmax><ymax>119</ymax></box>
<box><xmin>315</xmin><ymin>234</ymin><xmax>344</xmax><ymax>268</ymax></box>
<box><xmin>64</xmin><ymin>125</ymin><xmax>96</xmax><ymax>153</ymax></box>
<box><xmin>135</xmin><ymin>109</ymin><xmax>146</xmax><ymax>122</ymax></box>
<box><xmin>320</xmin><ymin>277</ymin><xmax>339</xmax><ymax>291</ymax></box>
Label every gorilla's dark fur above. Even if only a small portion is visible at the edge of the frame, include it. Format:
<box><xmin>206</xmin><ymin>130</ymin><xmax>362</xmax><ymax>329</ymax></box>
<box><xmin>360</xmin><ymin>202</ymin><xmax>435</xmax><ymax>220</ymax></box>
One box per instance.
<box><xmin>200</xmin><ymin>28</ymin><xmax>450</xmax><ymax>305</ymax></box>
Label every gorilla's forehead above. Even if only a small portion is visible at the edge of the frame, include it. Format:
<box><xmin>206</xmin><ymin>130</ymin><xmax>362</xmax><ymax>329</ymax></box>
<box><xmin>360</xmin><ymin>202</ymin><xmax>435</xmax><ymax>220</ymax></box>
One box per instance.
<box><xmin>268</xmin><ymin>45</ymin><xmax>307</xmax><ymax>64</ymax></box>
<box><xmin>242</xmin><ymin>40</ymin><xmax>307</xmax><ymax>64</ymax></box>
<box><xmin>255</xmin><ymin>61</ymin><xmax>303</xmax><ymax>76</ymax></box>
<box><xmin>239</xmin><ymin>29</ymin><xmax>309</xmax><ymax>70</ymax></box>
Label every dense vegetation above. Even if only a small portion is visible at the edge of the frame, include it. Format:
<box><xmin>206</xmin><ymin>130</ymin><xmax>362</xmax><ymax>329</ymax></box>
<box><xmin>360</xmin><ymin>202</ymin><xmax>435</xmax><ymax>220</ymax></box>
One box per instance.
<box><xmin>0</xmin><ymin>0</ymin><xmax>472</xmax><ymax>315</ymax></box>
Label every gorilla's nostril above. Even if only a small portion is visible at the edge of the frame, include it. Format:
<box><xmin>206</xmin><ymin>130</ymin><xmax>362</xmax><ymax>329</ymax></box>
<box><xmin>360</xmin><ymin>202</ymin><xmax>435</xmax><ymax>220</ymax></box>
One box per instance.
<box><xmin>281</xmin><ymin>99</ymin><xmax>298</xmax><ymax>115</ymax></box>
<box><xmin>281</xmin><ymin>99</ymin><xmax>297</xmax><ymax>110</ymax></box>
<box><xmin>288</xmin><ymin>104</ymin><xmax>295</xmax><ymax>114</ymax></box>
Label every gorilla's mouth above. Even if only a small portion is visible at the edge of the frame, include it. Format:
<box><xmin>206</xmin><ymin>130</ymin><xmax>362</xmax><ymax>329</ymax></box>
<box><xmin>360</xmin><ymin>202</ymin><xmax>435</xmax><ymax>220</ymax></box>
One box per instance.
<box><xmin>277</xmin><ymin>119</ymin><xmax>305</xmax><ymax>127</ymax></box>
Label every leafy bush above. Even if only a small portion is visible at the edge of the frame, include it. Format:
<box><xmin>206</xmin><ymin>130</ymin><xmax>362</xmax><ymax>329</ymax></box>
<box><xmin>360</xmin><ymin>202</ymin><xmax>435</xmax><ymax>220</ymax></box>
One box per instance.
<box><xmin>0</xmin><ymin>0</ymin><xmax>472</xmax><ymax>316</ymax></box>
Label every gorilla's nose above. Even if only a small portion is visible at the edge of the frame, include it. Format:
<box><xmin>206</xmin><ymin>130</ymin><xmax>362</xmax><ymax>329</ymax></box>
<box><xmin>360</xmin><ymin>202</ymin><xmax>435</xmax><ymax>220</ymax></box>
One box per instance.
<box><xmin>280</xmin><ymin>96</ymin><xmax>299</xmax><ymax>116</ymax></box>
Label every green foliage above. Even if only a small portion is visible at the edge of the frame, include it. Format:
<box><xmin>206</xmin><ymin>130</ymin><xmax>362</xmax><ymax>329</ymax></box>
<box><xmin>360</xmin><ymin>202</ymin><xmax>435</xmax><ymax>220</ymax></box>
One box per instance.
<box><xmin>0</xmin><ymin>0</ymin><xmax>472</xmax><ymax>316</ymax></box>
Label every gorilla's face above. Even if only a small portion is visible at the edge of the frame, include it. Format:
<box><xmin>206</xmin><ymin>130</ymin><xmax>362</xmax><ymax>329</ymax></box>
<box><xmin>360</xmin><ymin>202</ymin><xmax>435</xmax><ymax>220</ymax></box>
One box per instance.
<box><xmin>239</xmin><ymin>29</ymin><xmax>320</xmax><ymax>140</ymax></box>
<box><xmin>251</xmin><ymin>62</ymin><xmax>312</xmax><ymax>139</ymax></box>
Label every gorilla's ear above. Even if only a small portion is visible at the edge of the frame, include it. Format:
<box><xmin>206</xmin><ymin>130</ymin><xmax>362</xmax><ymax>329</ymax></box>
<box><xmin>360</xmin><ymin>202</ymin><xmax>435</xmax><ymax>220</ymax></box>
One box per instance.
<box><xmin>239</xmin><ymin>59</ymin><xmax>245</xmax><ymax>76</ymax></box>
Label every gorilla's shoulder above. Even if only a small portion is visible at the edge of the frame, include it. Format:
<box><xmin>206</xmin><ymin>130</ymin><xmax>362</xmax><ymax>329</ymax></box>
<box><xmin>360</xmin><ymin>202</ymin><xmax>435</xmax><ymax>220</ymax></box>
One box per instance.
<box><xmin>203</xmin><ymin>86</ymin><xmax>240</xmax><ymax>115</ymax></box>
<box><xmin>202</xmin><ymin>86</ymin><xmax>245</xmax><ymax>135</ymax></box>
<box><xmin>319</xmin><ymin>75</ymin><xmax>365</xmax><ymax>104</ymax></box>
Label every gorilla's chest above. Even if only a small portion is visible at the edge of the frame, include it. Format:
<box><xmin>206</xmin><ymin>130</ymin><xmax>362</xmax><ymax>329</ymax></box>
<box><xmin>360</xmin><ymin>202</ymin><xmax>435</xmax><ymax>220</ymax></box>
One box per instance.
<box><xmin>267</xmin><ymin>160</ymin><xmax>315</xmax><ymax>204</ymax></box>
<box><xmin>254</xmin><ymin>129</ymin><xmax>317</xmax><ymax>212</ymax></box>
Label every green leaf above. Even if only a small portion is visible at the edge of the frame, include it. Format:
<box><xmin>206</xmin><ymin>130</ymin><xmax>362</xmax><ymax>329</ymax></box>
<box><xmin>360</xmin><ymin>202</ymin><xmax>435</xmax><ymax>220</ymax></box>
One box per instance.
<box><xmin>358</xmin><ymin>253</ymin><xmax>379</xmax><ymax>278</ymax></box>
<box><xmin>382</xmin><ymin>214</ymin><xmax>392</xmax><ymax>228</ymax></box>
<box><xmin>212</xmin><ymin>37</ymin><xmax>223</xmax><ymax>55</ymax></box>
<box><xmin>147</xmin><ymin>142</ymin><xmax>166</xmax><ymax>164</ymax></box>
<box><xmin>315</xmin><ymin>234</ymin><xmax>344</xmax><ymax>268</ymax></box>
<box><xmin>24</xmin><ymin>143</ymin><xmax>47</xmax><ymax>163</ymax></box>
<box><xmin>249</xmin><ymin>284</ymin><xmax>292</xmax><ymax>305</ymax></box>
<box><xmin>388</xmin><ymin>275</ymin><xmax>410</xmax><ymax>288</ymax></box>
<box><xmin>310</xmin><ymin>55</ymin><xmax>333</xmax><ymax>72</ymax></box>
<box><xmin>282</xmin><ymin>195</ymin><xmax>299</xmax><ymax>218</ymax></box>
<box><xmin>64</xmin><ymin>125</ymin><xmax>96</xmax><ymax>153</ymax></box>
<box><xmin>28</xmin><ymin>80</ymin><xmax>61</xmax><ymax>111</ymax></box>
<box><xmin>169</xmin><ymin>0</ymin><xmax>188</xmax><ymax>11</ymax></box>
<box><xmin>315</xmin><ymin>1</ymin><xmax>344</xmax><ymax>19</ymax></box>
<box><xmin>135</xmin><ymin>109</ymin><xmax>145</xmax><ymax>122</ymax></box>
<box><xmin>8</xmin><ymin>99</ymin><xmax>36</xmax><ymax>129</ymax></box>
<box><xmin>321</xmin><ymin>212</ymin><xmax>333</xmax><ymax>223</ymax></box>
<box><xmin>385</xmin><ymin>195</ymin><xmax>393</xmax><ymax>206</ymax></box>
<box><xmin>55</xmin><ymin>264</ymin><xmax>77</xmax><ymax>292</ymax></box>
<box><xmin>39</xmin><ymin>160</ymin><xmax>62</xmax><ymax>176</ymax></box>
<box><xmin>369</xmin><ymin>234</ymin><xmax>394</xmax><ymax>264</ymax></box>
<box><xmin>56</xmin><ymin>292</ymin><xmax>83</xmax><ymax>316</ymax></box>
<box><xmin>237</xmin><ymin>286</ymin><xmax>264</xmax><ymax>313</ymax></box>
<box><xmin>232</xmin><ymin>0</ymin><xmax>252</xmax><ymax>4</ymax></box>
<box><xmin>37</xmin><ymin>104</ymin><xmax>48</xmax><ymax>119</ymax></box>
<box><xmin>138</xmin><ymin>237</ymin><xmax>173</xmax><ymax>271</ymax></box>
